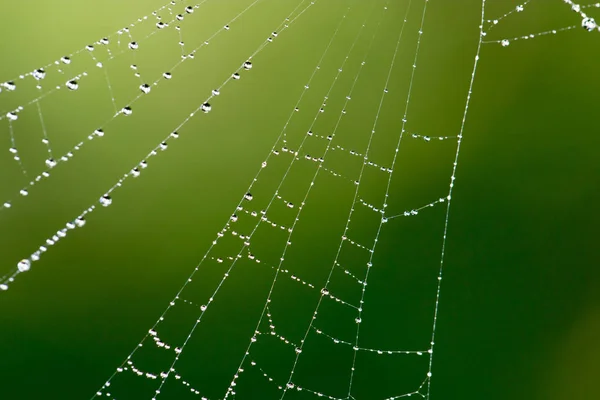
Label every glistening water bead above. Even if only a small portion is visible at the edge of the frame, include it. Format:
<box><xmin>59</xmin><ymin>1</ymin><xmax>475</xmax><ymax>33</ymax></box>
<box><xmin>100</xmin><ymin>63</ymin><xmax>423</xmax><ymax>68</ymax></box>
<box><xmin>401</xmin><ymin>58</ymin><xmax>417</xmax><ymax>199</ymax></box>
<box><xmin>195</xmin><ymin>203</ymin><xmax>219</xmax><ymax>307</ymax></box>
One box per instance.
<box><xmin>582</xmin><ymin>17</ymin><xmax>597</xmax><ymax>31</ymax></box>
<box><xmin>122</xmin><ymin>106</ymin><xmax>133</xmax><ymax>116</ymax></box>
<box><xmin>33</xmin><ymin>69</ymin><xmax>46</xmax><ymax>80</ymax></box>
<box><xmin>243</xmin><ymin>61</ymin><xmax>252</xmax><ymax>70</ymax></box>
<box><xmin>100</xmin><ymin>195</ymin><xmax>112</xmax><ymax>207</ymax></box>
<box><xmin>17</xmin><ymin>259</ymin><xmax>31</xmax><ymax>272</ymax></box>
<box><xmin>201</xmin><ymin>103</ymin><xmax>211</xmax><ymax>113</ymax></box>
<box><xmin>140</xmin><ymin>84</ymin><xmax>151</xmax><ymax>94</ymax></box>
<box><xmin>66</xmin><ymin>80</ymin><xmax>79</xmax><ymax>90</ymax></box>
<box><xmin>129</xmin><ymin>42</ymin><xmax>139</xmax><ymax>50</ymax></box>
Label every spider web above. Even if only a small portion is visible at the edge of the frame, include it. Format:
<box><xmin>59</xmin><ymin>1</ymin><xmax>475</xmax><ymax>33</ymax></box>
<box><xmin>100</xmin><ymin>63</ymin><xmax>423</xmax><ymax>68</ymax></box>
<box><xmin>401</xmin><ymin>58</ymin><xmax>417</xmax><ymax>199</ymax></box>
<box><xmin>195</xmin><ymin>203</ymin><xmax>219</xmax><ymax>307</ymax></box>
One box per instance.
<box><xmin>0</xmin><ymin>0</ymin><xmax>598</xmax><ymax>399</ymax></box>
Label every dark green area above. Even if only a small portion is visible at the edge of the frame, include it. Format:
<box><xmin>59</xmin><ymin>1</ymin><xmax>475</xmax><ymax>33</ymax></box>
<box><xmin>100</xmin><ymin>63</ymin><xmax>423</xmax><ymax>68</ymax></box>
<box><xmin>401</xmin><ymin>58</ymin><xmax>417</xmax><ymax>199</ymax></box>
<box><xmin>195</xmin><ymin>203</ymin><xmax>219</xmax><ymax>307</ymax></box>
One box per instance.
<box><xmin>0</xmin><ymin>0</ymin><xmax>598</xmax><ymax>399</ymax></box>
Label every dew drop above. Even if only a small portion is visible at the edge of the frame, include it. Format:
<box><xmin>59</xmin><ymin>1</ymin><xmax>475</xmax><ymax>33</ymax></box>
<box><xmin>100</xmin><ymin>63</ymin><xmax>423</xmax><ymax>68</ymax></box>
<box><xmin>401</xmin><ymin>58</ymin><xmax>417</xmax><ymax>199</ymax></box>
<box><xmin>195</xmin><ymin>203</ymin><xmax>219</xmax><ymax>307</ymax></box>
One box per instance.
<box><xmin>201</xmin><ymin>103</ymin><xmax>211</xmax><ymax>113</ymax></box>
<box><xmin>212</xmin><ymin>89</ymin><xmax>220</xmax><ymax>96</ymax></box>
<box><xmin>128</xmin><ymin>42</ymin><xmax>139</xmax><ymax>50</ymax></box>
<box><xmin>33</xmin><ymin>69</ymin><xmax>46</xmax><ymax>80</ymax></box>
<box><xmin>17</xmin><ymin>259</ymin><xmax>31</xmax><ymax>272</ymax></box>
<box><xmin>501</xmin><ymin>39</ymin><xmax>510</xmax><ymax>47</ymax></box>
<box><xmin>582</xmin><ymin>17</ymin><xmax>597</xmax><ymax>31</ymax></box>
<box><xmin>66</xmin><ymin>80</ymin><xmax>79</xmax><ymax>90</ymax></box>
<box><xmin>140</xmin><ymin>83</ymin><xmax>151</xmax><ymax>94</ymax></box>
<box><xmin>243</xmin><ymin>61</ymin><xmax>252</xmax><ymax>70</ymax></box>
<box><xmin>45</xmin><ymin>158</ymin><xmax>57</xmax><ymax>168</ymax></box>
<box><xmin>232</xmin><ymin>73</ymin><xmax>240</xmax><ymax>80</ymax></box>
<box><xmin>100</xmin><ymin>195</ymin><xmax>113</xmax><ymax>207</ymax></box>
<box><xmin>122</xmin><ymin>106</ymin><xmax>133</xmax><ymax>116</ymax></box>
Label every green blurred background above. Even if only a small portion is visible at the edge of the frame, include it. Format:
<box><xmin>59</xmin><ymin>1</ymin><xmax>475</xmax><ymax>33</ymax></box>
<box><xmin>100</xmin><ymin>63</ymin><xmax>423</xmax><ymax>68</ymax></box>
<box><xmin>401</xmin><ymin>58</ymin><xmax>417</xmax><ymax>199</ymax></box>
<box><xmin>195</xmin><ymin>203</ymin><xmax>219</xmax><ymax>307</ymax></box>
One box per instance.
<box><xmin>0</xmin><ymin>0</ymin><xmax>599</xmax><ymax>399</ymax></box>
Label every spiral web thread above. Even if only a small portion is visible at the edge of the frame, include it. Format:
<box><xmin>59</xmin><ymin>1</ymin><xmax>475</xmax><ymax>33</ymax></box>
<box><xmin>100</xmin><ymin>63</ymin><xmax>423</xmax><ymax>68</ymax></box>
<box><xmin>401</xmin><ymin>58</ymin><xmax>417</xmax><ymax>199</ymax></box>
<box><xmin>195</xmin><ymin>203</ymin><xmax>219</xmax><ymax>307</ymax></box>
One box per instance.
<box><xmin>0</xmin><ymin>0</ymin><xmax>598</xmax><ymax>399</ymax></box>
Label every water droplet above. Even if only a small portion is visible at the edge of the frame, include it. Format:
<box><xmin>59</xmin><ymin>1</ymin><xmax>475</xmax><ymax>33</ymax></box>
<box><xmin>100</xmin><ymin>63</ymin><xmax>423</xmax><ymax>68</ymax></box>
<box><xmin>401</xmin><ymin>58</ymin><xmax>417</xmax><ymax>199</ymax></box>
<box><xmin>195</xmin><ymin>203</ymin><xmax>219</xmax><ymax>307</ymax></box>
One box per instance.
<box><xmin>7</xmin><ymin>112</ymin><xmax>18</xmax><ymax>121</ymax></box>
<box><xmin>582</xmin><ymin>17</ymin><xmax>597</xmax><ymax>31</ymax></box>
<box><xmin>86</xmin><ymin>45</ymin><xmax>94</xmax><ymax>51</ymax></box>
<box><xmin>122</xmin><ymin>106</ymin><xmax>133</xmax><ymax>116</ymax></box>
<box><xmin>33</xmin><ymin>69</ymin><xmax>46</xmax><ymax>80</ymax></box>
<box><xmin>140</xmin><ymin>84</ymin><xmax>151</xmax><ymax>94</ymax></box>
<box><xmin>45</xmin><ymin>158</ymin><xmax>57</xmax><ymax>168</ymax></box>
<box><xmin>244</xmin><ymin>193</ymin><xmax>253</xmax><ymax>201</ymax></box>
<box><xmin>128</xmin><ymin>42</ymin><xmax>139</xmax><ymax>50</ymax></box>
<box><xmin>243</xmin><ymin>61</ymin><xmax>252</xmax><ymax>70</ymax></box>
<box><xmin>17</xmin><ymin>259</ymin><xmax>31</xmax><ymax>272</ymax></box>
<box><xmin>212</xmin><ymin>89</ymin><xmax>220</xmax><ymax>96</ymax></box>
<box><xmin>75</xmin><ymin>217</ymin><xmax>86</xmax><ymax>227</ymax></box>
<box><xmin>100</xmin><ymin>195</ymin><xmax>112</xmax><ymax>207</ymax></box>
<box><xmin>61</xmin><ymin>56</ymin><xmax>71</xmax><ymax>64</ymax></box>
<box><xmin>185</xmin><ymin>6</ymin><xmax>194</xmax><ymax>13</ymax></box>
<box><xmin>201</xmin><ymin>103</ymin><xmax>211</xmax><ymax>113</ymax></box>
<box><xmin>232</xmin><ymin>73</ymin><xmax>240</xmax><ymax>80</ymax></box>
<box><xmin>100</xmin><ymin>38</ymin><xmax>109</xmax><ymax>45</ymax></box>
<box><xmin>501</xmin><ymin>39</ymin><xmax>510</xmax><ymax>47</ymax></box>
<box><xmin>66</xmin><ymin>80</ymin><xmax>79</xmax><ymax>90</ymax></box>
<box><xmin>20</xmin><ymin>189</ymin><xmax>28</xmax><ymax>196</ymax></box>
<box><xmin>157</xmin><ymin>21</ymin><xmax>166</xmax><ymax>29</ymax></box>
<box><xmin>3</xmin><ymin>81</ymin><xmax>15</xmax><ymax>91</ymax></box>
<box><xmin>163</xmin><ymin>72</ymin><xmax>172</xmax><ymax>79</ymax></box>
